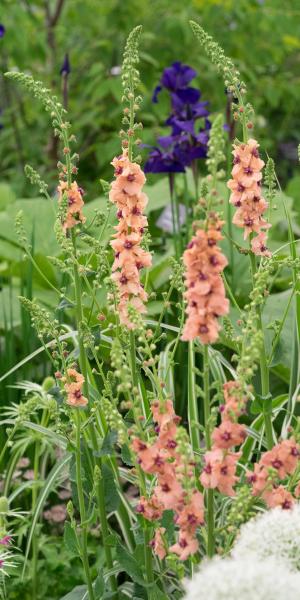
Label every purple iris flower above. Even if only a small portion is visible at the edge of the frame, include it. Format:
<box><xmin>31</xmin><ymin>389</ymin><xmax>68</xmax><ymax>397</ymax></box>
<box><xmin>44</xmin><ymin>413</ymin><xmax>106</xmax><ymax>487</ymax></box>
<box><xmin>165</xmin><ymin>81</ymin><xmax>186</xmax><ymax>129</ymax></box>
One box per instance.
<box><xmin>60</xmin><ymin>53</ymin><xmax>71</xmax><ymax>76</ymax></box>
<box><xmin>0</xmin><ymin>24</ymin><xmax>5</xmax><ymax>38</ymax></box>
<box><xmin>145</xmin><ymin>61</ymin><xmax>210</xmax><ymax>174</ymax></box>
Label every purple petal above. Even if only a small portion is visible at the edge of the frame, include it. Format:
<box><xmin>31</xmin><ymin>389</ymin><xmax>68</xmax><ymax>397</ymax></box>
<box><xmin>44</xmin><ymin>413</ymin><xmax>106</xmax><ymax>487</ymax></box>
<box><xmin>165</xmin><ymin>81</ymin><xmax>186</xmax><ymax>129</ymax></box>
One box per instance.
<box><xmin>60</xmin><ymin>53</ymin><xmax>71</xmax><ymax>75</ymax></box>
<box><xmin>152</xmin><ymin>85</ymin><xmax>162</xmax><ymax>103</ymax></box>
<box><xmin>171</xmin><ymin>118</ymin><xmax>195</xmax><ymax>135</ymax></box>
<box><xmin>0</xmin><ymin>24</ymin><xmax>5</xmax><ymax>38</ymax></box>
<box><xmin>174</xmin><ymin>87</ymin><xmax>201</xmax><ymax>105</ymax></box>
<box><xmin>161</xmin><ymin>62</ymin><xmax>197</xmax><ymax>91</ymax></box>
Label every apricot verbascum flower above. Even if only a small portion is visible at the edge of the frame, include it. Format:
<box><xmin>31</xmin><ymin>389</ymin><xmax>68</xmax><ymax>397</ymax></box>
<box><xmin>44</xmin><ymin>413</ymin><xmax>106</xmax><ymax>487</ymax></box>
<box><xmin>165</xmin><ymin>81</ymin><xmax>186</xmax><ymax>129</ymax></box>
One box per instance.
<box><xmin>227</xmin><ymin>138</ymin><xmax>271</xmax><ymax>257</ymax></box>
<box><xmin>63</xmin><ymin>368</ymin><xmax>88</xmax><ymax>407</ymax></box>
<box><xmin>57</xmin><ymin>180</ymin><xmax>86</xmax><ymax>232</ymax></box>
<box><xmin>109</xmin><ymin>153</ymin><xmax>152</xmax><ymax>328</ymax></box>
<box><xmin>200</xmin><ymin>380</ymin><xmax>247</xmax><ymax>497</ymax></box>
<box><xmin>247</xmin><ymin>437</ymin><xmax>300</xmax><ymax>509</ymax></box>
<box><xmin>133</xmin><ymin>397</ymin><xmax>204</xmax><ymax>561</ymax></box>
<box><xmin>182</xmin><ymin>213</ymin><xmax>229</xmax><ymax>343</ymax></box>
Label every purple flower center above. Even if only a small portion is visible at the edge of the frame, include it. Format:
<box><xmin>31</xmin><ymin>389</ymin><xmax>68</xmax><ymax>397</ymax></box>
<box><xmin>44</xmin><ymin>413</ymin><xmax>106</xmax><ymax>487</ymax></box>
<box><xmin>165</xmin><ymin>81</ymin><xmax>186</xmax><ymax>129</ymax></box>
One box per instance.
<box><xmin>272</xmin><ymin>459</ymin><xmax>283</xmax><ymax>470</ymax></box>
<box><xmin>209</xmin><ymin>255</ymin><xmax>219</xmax><ymax>266</ymax></box>
<box><xmin>199</xmin><ymin>324</ymin><xmax>209</xmax><ymax>334</ymax></box>
<box><xmin>124</xmin><ymin>240</ymin><xmax>133</xmax><ymax>249</ymax></box>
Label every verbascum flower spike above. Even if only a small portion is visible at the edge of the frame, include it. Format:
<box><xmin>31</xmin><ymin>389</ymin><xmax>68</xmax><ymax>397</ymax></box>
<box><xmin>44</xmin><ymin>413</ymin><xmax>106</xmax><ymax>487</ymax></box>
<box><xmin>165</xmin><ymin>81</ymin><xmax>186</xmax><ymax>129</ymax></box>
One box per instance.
<box><xmin>133</xmin><ymin>397</ymin><xmax>204</xmax><ymax>561</ymax></box>
<box><xmin>62</xmin><ymin>368</ymin><xmax>88</xmax><ymax>407</ymax></box>
<box><xmin>182</xmin><ymin>213</ymin><xmax>229</xmax><ymax>343</ymax></box>
<box><xmin>109</xmin><ymin>156</ymin><xmax>151</xmax><ymax>328</ymax></box>
<box><xmin>57</xmin><ymin>180</ymin><xmax>86</xmax><ymax>231</ymax></box>
<box><xmin>227</xmin><ymin>138</ymin><xmax>271</xmax><ymax>256</ymax></box>
<box><xmin>109</xmin><ymin>26</ymin><xmax>152</xmax><ymax>328</ymax></box>
<box><xmin>247</xmin><ymin>437</ymin><xmax>299</xmax><ymax>509</ymax></box>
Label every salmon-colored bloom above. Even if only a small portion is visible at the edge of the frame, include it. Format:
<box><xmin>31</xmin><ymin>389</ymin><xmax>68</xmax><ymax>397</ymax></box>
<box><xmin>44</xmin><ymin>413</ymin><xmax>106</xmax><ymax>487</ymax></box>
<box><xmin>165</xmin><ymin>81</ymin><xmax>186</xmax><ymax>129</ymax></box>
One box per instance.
<box><xmin>169</xmin><ymin>531</ymin><xmax>199</xmax><ymax>561</ymax></box>
<box><xmin>182</xmin><ymin>214</ymin><xmax>229</xmax><ymax>343</ymax></box>
<box><xmin>251</xmin><ymin>231</ymin><xmax>271</xmax><ymax>257</ymax></box>
<box><xmin>212</xmin><ymin>420</ymin><xmax>246</xmax><ymax>449</ymax></box>
<box><xmin>151</xmin><ymin>527</ymin><xmax>167</xmax><ymax>560</ymax></box>
<box><xmin>154</xmin><ymin>475</ymin><xmax>184</xmax><ymax>510</ymax></box>
<box><xmin>267</xmin><ymin>486</ymin><xmax>294</xmax><ymax>510</ymax></box>
<box><xmin>175</xmin><ymin>490</ymin><xmax>204</xmax><ymax>531</ymax></box>
<box><xmin>132</xmin><ymin>396</ymin><xmax>202</xmax><ymax>560</ymax></box>
<box><xmin>294</xmin><ymin>481</ymin><xmax>300</xmax><ymax>498</ymax></box>
<box><xmin>227</xmin><ymin>138</ymin><xmax>271</xmax><ymax>257</ymax></box>
<box><xmin>64</xmin><ymin>368</ymin><xmax>87</xmax><ymax>407</ymax></box>
<box><xmin>200</xmin><ymin>448</ymin><xmax>240</xmax><ymax>496</ymax></box>
<box><xmin>136</xmin><ymin>495</ymin><xmax>164</xmax><ymax>521</ymax></box>
<box><xmin>221</xmin><ymin>380</ymin><xmax>247</xmax><ymax>420</ymax></box>
<box><xmin>57</xmin><ymin>181</ymin><xmax>86</xmax><ymax>231</ymax></box>
<box><xmin>110</xmin><ymin>153</ymin><xmax>151</xmax><ymax>328</ymax></box>
<box><xmin>249</xmin><ymin>437</ymin><xmax>300</xmax><ymax>508</ymax></box>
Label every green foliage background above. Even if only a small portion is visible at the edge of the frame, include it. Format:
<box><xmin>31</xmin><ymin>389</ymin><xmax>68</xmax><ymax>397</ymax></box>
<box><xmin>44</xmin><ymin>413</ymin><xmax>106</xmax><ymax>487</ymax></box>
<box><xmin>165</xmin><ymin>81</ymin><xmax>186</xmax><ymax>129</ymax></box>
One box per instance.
<box><xmin>1</xmin><ymin>0</ymin><xmax>300</xmax><ymax>195</ymax></box>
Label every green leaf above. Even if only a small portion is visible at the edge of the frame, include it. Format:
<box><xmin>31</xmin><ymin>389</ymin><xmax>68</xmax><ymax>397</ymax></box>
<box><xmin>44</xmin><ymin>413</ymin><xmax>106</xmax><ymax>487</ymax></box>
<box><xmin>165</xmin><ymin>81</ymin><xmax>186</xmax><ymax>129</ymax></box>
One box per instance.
<box><xmin>121</xmin><ymin>444</ymin><xmax>134</xmax><ymax>467</ymax></box>
<box><xmin>115</xmin><ymin>544</ymin><xmax>145</xmax><ymax>586</ymax></box>
<box><xmin>63</xmin><ymin>521</ymin><xmax>80</xmax><ymax>556</ymax></box>
<box><xmin>0</xmin><ymin>182</ymin><xmax>16</xmax><ymax>211</ymax></box>
<box><xmin>60</xmin><ymin>585</ymin><xmax>89</xmax><ymax>600</ymax></box>
<box><xmin>23</xmin><ymin>453</ymin><xmax>72</xmax><ymax>578</ymax></box>
<box><xmin>103</xmin><ymin>463</ymin><xmax>120</xmax><ymax>513</ymax></box>
<box><xmin>94</xmin><ymin>430</ymin><xmax>118</xmax><ymax>457</ymax></box>
<box><xmin>161</xmin><ymin>509</ymin><xmax>175</xmax><ymax>543</ymax></box>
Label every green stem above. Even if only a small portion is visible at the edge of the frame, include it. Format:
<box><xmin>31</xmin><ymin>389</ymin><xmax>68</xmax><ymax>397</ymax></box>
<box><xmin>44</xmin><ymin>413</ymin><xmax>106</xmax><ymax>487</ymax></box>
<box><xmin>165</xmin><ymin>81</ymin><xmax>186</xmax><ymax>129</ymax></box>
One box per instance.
<box><xmin>129</xmin><ymin>330</ymin><xmax>154</xmax><ymax>591</ymax></box>
<box><xmin>71</xmin><ymin>231</ymin><xmax>118</xmax><ymax>596</ymax></box>
<box><xmin>203</xmin><ymin>345</ymin><xmax>214</xmax><ymax>557</ymax></box>
<box><xmin>249</xmin><ymin>252</ymin><xmax>273</xmax><ymax>449</ymax></box>
<box><xmin>97</xmin><ymin>464</ymin><xmax>118</xmax><ymax>595</ymax></box>
<box><xmin>31</xmin><ymin>440</ymin><xmax>40</xmax><ymax>600</ymax></box>
<box><xmin>188</xmin><ymin>341</ymin><xmax>200</xmax><ymax>454</ymax></box>
<box><xmin>74</xmin><ymin>411</ymin><xmax>95</xmax><ymax>600</ymax></box>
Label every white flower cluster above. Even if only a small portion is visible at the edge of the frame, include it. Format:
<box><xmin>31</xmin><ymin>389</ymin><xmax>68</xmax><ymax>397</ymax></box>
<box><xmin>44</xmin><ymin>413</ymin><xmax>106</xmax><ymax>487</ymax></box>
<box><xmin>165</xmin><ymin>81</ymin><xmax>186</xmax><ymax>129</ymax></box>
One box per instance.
<box><xmin>184</xmin><ymin>557</ymin><xmax>300</xmax><ymax>600</ymax></box>
<box><xmin>232</xmin><ymin>504</ymin><xmax>300</xmax><ymax>571</ymax></box>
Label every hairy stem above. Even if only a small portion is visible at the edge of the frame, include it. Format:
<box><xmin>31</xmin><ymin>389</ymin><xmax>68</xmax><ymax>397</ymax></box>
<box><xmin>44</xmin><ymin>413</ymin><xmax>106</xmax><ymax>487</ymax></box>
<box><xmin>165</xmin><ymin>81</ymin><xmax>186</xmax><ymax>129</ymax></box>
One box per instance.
<box><xmin>203</xmin><ymin>345</ymin><xmax>215</xmax><ymax>557</ymax></box>
<box><xmin>249</xmin><ymin>252</ymin><xmax>273</xmax><ymax>449</ymax></box>
<box><xmin>188</xmin><ymin>341</ymin><xmax>200</xmax><ymax>454</ymax></box>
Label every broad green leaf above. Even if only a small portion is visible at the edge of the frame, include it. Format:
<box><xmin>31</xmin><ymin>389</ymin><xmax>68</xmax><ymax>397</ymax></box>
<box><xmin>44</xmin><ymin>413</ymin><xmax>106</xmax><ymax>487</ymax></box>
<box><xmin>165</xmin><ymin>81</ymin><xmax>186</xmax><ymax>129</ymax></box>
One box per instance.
<box><xmin>115</xmin><ymin>544</ymin><xmax>145</xmax><ymax>586</ymax></box>
<box><xmin>0</xmin><ymin>182</ymin><xmax>16</xmax><ymax>211</ymax></box>
<box><xmin>23</xmin><ymin>453</ymin><xmax>72</xmax><ymax>577</ymax></box>
<box><xmin>63</xmin><ymin>521</ymin><xmax>80</xmax><ymax>556</ymax></box>
<box><xmin>60</xmin><ymin>585</ymin><xmax>88</xmax><ymax>600</ymax></box>
<box><xmin>103</xmin><ymin>463</ymin><xmax>120</xmax><ymax>513</ymax></box>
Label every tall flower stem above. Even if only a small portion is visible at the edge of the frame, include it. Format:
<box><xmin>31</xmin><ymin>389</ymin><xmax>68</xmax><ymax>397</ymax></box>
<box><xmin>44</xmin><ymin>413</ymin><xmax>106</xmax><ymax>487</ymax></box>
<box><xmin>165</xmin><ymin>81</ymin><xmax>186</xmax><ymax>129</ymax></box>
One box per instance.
<box><xmin>129</xmin><ymin>330</ymin><xmax>154</xmax><ymax>590</ymax></box>
<box><xmin>74</xmin><ymin>410</ymin><xmax>95</xmax><ymax>600</ymax></box>
<box><xmin>71</xmin><ymin>232</ymin><xmax>95</xmax><ymax>600</ymax></box>
<box><xmin>188</xmin><ymin>341</ymin><xmax>200</xmax><ymax>454</ymax></box>
<box><xmin>71</xmin><ymin>230</ymin><xmax>118</xmax><ymax>597</ymax></box>
<box><xmin>31</xmin><ymin>439</ymin><xmax>40</xmax><ymax>600</ymax></box>
<box><xmin>168</xmin><ymin>173</ymin><xmax>180</xmax><ymax>259</ymax></box>
<box><xmin>203</xmin><ymin>345</ymin><xmax>214</xmax><ymax>557</ymax></box>
<box><xmin>249</xmin><ymin>252</ymin><xmax>273</xmax><ymax>449</ymax></box>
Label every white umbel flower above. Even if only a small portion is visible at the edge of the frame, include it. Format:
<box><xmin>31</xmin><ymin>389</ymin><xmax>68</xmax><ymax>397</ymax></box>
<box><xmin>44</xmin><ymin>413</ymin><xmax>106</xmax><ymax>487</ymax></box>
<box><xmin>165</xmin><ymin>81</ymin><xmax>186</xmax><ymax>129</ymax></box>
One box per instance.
<box><xmin>232</xmin><ymin>504</ymin><xmax>300</xmax><ymax>571</ymax></box>
<box><xmin>183</xmin><ymin>557</ymin><xmax>300</xmax><ymax>600</ymax></box>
